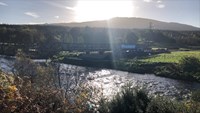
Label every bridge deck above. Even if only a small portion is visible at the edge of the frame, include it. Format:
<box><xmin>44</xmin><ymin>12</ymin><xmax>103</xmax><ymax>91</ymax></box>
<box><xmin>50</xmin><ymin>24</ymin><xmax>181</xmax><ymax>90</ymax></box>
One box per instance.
<box><xmin>0</xmin><ymin>43</ymin><xmax>140</xmax><ymax>53</ymax></box>
<box><xmin>61</xmin><ymin>43</ymin><xmax>112</xmax><ymax>51</ymax></box>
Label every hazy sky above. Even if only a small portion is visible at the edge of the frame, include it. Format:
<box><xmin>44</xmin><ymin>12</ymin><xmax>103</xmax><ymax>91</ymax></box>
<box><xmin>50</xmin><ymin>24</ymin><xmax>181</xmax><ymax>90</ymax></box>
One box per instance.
<box><xmin>0</xmin><ymin>0</ymin><xmax>199</xmax><ymax>27</ymax></box>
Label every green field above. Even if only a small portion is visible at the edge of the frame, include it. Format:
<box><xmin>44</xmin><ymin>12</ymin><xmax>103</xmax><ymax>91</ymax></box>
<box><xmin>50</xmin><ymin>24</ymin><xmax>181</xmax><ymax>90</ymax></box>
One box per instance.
<box><xmin>141</xmin><ymin>51</ymin><xmax>200</xmax><ymax>63</ymax></box>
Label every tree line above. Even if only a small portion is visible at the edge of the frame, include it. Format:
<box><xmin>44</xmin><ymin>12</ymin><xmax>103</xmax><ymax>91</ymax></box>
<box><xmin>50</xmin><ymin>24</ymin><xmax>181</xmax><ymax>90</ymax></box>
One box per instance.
<box><xmin>0</xmin><ymin>24</ymin><xmax>200</xmax><ymax>57</ymax></box>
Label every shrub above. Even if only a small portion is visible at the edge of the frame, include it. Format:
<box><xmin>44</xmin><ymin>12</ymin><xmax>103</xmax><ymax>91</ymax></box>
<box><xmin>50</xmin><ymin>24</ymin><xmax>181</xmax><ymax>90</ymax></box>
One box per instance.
<box><xmin>1</xmin><ymin>52</ymin><xmax>97</xmax><ymax>113</ymax></box>
<box><xmin>99</xmin><ymin>84</ymin><xmax>150</xmax><ymax>113</ymax></box>
<box><xmin>98</xmin><ymin>83</ymin><xmax>200</xmax><ymax>113</ymax></box>
<box><xmin>191</xmin><ymin>90</ymin><xmax>200</xmax><ymax>102</ymax></box>
<box><xmin>146</xmin><ymin>97</ymin><xmax>183</xmax><ymax>113</ymax></box>
<box><xmin>1</xmin><ymin>69</ymin><xmax>96</xmax><ymax>113</ymax></box>
<box><xmin>13</xmin><ymin>51</ymin><xmax>57</xmax><ymax>87</ymax></box>
<box><xmin>154</xmin><ymin>64</ymin><xmax>180</xmax><ymax>78</ymax></box>
<box><xmin>154</xmin><ymin>56</ymin><xmax>200</xmax><ymax>82</ymax></box>
<box><xmin>13</xmin><ymin>51</ymin><xmax>38</xmax><ymax>77</ymax></box>
<box><xmin>179</xmin><ymin>57</ymin><xmax>200</xmax><ymax>73</ymax></box>
<box><xmin>0</xmin><ymin>66</ymin><xmax>68</xmax><ymax>112</ymax></box>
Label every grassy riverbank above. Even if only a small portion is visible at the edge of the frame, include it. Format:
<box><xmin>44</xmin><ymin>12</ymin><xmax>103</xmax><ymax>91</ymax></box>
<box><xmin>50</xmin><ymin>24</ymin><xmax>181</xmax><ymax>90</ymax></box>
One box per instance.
<box><xmin>140</xmin><ymin>51</ymin><xmax>200</xmax><ymax>82</ymax></box>
<box><xmin>61</xmin><ymin>51</ymin><xmax>200</xmax><ymax>82</ymax></box>
<box><xmin>141</xmin><ymin>51</ymin><xmax>200</xmax><ymax>63</ymax></box>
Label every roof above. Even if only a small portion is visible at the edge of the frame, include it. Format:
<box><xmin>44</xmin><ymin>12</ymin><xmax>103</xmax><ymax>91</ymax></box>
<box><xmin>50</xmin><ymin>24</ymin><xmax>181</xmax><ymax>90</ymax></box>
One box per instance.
<box><xmin>121</xmin><ymin>44</ymin><xmax>136</xmax><ymax>49</ymax></box>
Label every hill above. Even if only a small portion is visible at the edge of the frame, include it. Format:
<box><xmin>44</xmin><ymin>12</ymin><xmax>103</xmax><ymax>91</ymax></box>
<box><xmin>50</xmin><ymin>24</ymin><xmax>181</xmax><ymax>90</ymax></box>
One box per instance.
<box><xmin>54</xmin><ymin>17</ymin><xmax>200</xmax><ymax>31</ymax></box>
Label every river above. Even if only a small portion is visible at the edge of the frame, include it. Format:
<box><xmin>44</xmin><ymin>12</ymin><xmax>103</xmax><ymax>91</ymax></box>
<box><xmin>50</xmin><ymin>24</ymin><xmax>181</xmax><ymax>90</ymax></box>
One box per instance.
<box><xmin>1</xmin><ymin>56</ymin><xmax>200</xmax><ymax>100</ymax></box>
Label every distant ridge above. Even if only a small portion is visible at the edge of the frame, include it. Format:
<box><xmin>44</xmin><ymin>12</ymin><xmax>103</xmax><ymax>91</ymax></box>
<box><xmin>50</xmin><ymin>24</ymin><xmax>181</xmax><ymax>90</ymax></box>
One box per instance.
<box><xmin>53</xmin><ymin>17</ymin><xmax>200</xmax><ymax>31</ymax></box>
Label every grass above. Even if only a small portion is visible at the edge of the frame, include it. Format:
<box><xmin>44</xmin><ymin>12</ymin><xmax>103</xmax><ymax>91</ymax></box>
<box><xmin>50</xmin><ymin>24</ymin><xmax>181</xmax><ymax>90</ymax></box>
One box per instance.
<box><xmin>141</xmin><ymin>51</ymin><xmax>200</xmax><ymax>63</ymax></box>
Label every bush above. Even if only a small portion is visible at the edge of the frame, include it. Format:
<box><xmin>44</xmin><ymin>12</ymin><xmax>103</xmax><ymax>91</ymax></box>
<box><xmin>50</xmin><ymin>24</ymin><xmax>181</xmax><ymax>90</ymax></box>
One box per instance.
<box><xmin>98</xmin><ymin>83</ymin><xmax>200</xmax><ymax>113</ymax></box>
<box><xmin>0</xmin><ymin>72</ymin><xmax>95</xmax><ymax>113</ymax></box>
<box><xmin>0</xmin><ymin>52</ymin><xmax>97</xmax><ymax>113</ymax></box>
<box><xmin>191</xmin><ymin>90</ymin><xmax>200</xmax><ymax>102</ymax></box>
<box><xmin>13</xmin><ymin>51</ymin><xmax>57</xmax><ymax>87</ymax></box>
<box><xmin>179</xmin><ymin>57</ymin><xmax>200</xmax><ymax>73</ymax></box>
<box><xmin>1</xmin><ymin>64</ymin><xmax>68</xmax><ymax>112</ymax></box>
<box><xmin>154</xmin><ymin>56</ymin><xmax>200</xmax><ymax>82</ymax></box>
<box><xmin>99</xmin><ymin>84</ymin><xmax>150</xmax><ymax>113</ymax></box>
<box><xmin>146</xmin><ymin>97</ymin><xmax>183</xmax><ymax>113</ymax></box>
<box><xmin>13</xmin><ymin>51</ymin><xmax>38</xmax><ymax>77</ymax></box>
<box><xmin>154</xmin><ymin>64</ymin><xmax>180</xmax><ymax>78</ymax></box>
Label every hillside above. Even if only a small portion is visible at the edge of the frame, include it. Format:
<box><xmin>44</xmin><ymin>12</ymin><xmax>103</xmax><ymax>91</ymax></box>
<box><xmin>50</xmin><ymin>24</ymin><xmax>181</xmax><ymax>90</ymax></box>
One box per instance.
<box><xmin>54</xmin><ymin>17</ymin><xmax>200</xmax><ymax>31</ymax></box>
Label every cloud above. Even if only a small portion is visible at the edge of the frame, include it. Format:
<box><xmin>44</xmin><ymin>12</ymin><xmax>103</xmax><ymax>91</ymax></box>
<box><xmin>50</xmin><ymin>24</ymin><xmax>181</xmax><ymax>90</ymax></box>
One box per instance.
<box><xmin>24</xmin><ymin>12</ymin><xmax>39</xmax><ymax>18</ymax></box>
<box><xmin>157</xmin><ymin>0</ymin><xmax>162</xmax><ymax>3</ymax></box>
<box><xmin>28</xmin><ymin>22</ymin><xmax>43</xmax><ymax>25</ymax></box>
<box><xmin>0</xmin><ymin>2</ymin><xmax>8</xmax><ymax>6</ymax></box>
<box><xmin>143</xmin><ymin>0</ymin><xmax>152</xmax><ymax>2</ymax></box>
<box><xmin>157</xmin><ymin>4</ymin><xmax>165</xmax><ymax>8</ymax></box>
<box><xmin>65</xmin><ymin>6</ymin><xmax>75</xmax><ymax>11</ymax></box>
<box><xmin>54</xmin><ymin>16</ymin><xmax>59</xmax><ymax>19</ymax></box>
<box><xmin>135</xmin><ymin>6</ymin><xmax>140</xmax><ymax>10</ymax></box>
<box><xmin>45</xmin><ymin>1</ymin><xmax>71</xmax><ymax>10</ymax></box>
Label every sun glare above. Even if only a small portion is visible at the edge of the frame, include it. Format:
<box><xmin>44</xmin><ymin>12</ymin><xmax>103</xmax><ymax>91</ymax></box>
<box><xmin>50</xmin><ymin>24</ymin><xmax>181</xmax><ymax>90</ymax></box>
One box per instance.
<box><xmin>74</xmin><ymin>0</ymin><xmax>134</xmax><ymax>22</ymax></box>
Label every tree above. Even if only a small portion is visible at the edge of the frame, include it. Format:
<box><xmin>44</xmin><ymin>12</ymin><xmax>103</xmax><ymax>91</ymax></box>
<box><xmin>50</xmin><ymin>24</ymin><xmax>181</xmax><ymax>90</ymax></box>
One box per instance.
<box><xmin>126</xmin><ymin>32</ymin><xmax>138</xmax><ymax>44</ymax></box>
<box><xmin>77</xmin><ymin>36</ymin><xmax>84</xmax><ymax>43</ymax></box>
<box><xmin>70</xmin><ymin>27</ymin><xmax>81</xmax><ymax>43</ymax></box>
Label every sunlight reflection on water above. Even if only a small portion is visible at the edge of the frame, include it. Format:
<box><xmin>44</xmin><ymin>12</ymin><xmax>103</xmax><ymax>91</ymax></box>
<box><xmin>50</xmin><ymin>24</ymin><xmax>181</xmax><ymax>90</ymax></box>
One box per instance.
<box><xmin>84</xmin><ymin>69</ymin><xmax>200</xmax><ymax>99</ymax></box>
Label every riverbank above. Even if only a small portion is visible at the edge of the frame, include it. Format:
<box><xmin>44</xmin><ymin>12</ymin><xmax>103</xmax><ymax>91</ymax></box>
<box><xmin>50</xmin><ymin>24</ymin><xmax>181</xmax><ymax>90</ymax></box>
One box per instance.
<box><xmin>1</xmin><ymin>50</ymin><xmax>200</xmax><ymax>83</ymax></box>
<box><xmin>62</xmin><ymin>58</ymin><xmax>200</xmax><ymax>83</ymax></box>
<box><xmin>61</xmin><ymin>51</ymin><xmax>200</xmax><ymax>83</ymax></box>
<box><xmin>62</xmin><ymin>57</ymin><xmax>169</xmax><ymax>74</ymax></box>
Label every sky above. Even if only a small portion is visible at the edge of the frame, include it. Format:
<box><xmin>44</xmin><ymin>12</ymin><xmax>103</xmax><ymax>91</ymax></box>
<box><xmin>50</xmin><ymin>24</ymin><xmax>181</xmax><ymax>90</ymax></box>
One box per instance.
<box><xmin>0</xmin><ymin>0</ymin><xmax>199</xmax><ymax>27</ymax></box>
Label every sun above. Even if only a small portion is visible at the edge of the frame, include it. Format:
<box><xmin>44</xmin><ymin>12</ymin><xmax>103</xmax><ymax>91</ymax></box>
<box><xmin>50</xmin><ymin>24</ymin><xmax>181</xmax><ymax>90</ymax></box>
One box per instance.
<box><xmin>74</xmin><ymin>0</ymin><xmax>134</xmax><ymax>22</ymax></box>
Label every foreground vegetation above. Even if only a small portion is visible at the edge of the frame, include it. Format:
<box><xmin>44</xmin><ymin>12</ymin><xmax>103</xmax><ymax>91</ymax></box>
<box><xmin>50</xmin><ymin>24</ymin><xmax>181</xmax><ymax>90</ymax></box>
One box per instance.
<box><xmin>1</xmin><ymin>67</ymin><xmax>200</xmax><ymax>113</ymax></box>
<box><xmin>0</xmin><ymin>53</ymin><xmax>99</xmax><ymax>113</ymax></box>
<box><xmin>99</xmin><ymin>84</ymin><xmax>200</xmax><ymax>113</ymax></box>
<box><xmin>0</xmin><ymin>70</ymin><xmax>96</xmax><ymax>113</ymax></box>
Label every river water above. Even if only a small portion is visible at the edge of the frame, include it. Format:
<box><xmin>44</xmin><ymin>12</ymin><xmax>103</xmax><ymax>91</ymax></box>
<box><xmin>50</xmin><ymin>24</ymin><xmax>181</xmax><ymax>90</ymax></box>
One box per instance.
<box><xmin>1</xmin><ymin>56</ymin><xmax>200</xmax><ymax>100</ymax></box>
